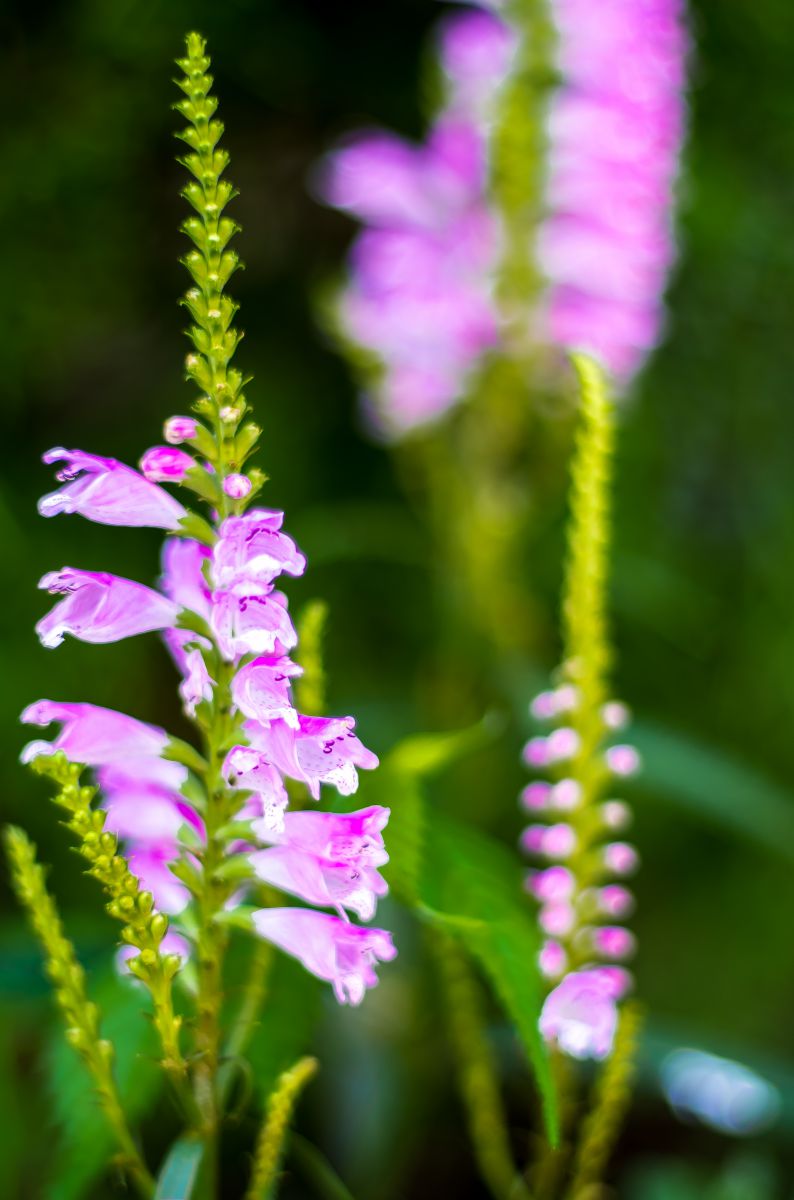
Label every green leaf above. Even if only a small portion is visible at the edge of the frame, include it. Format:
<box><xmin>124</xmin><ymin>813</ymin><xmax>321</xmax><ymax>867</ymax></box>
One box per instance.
<box><xmin>154</xmin><ymin>1136</ymin><xmax>204</xmax><ymax>1200</ymax></box>
<box><xmin>245</xmin><ymin>952</ymin><xmax>323</xmax><ymax>1103</ymax></box>
<box><xmin>44</xmin><ymin>968</ymin><xmax>162</xmax><ymax>1200</ymax></box>
<box><xmin>633</xmin><ymin>721</ymin><xmax>794</xmax><ymax>862</ymax></box>
<box><xmin>386</xmin><ymin>714</ymin><xmax>503</xmax><ymax>777</ymax></box>
<box><xmin>355</xmin><ymin>729</ymin><xmax>560</xmax><ymax>1147</ymax></box>
<box><xmin>289</xmin><ymin>1134</ymin><xmax>358</xmax><ymax>1200</ymax></box>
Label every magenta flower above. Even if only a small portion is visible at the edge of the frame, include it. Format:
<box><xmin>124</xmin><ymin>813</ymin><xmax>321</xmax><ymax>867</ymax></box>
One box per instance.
<box><xmin>36</xmin><ymin>568</ymin><xmax>178</xmax><ymax>649</ymax></box>
<box><xmin>212</xmin><ymin>509</ymin><xmax>306</xmax><ymax>590</ymax></box>
<box><xmin>252</xmin><ymin>908</ymin><xmax>397</xmax><ymax>1005</ymax></box>
<box><xmin>20</xmin><ymin>700</ymin><xmax>183</xmax><ymax>780</ymax></box>
<box><xmin>164</xmin><ymin>416</ymin><xmax>199</xmax><ymax>444</ymax></box>
<box><xmin>250</xmin><ymin>844</ymin><xmax>388</xmax><ymax>920</ymax></box>
<box><xmin>246</xmin><ymin>715</ymin><xmax>379</xmax><ymax>800</ymax></box>
<box><xmin>102</xmin><ymin>779</ymin><xmax>200</xmax><ymax>842</ymax></box>
<box><xmin>38</xmin><ymin>448</ymin><xmax>185</xmax><ymax>529</ymax></box>
<box><xmin>253</xmin><ymin>806</ymin><xmax>390</xmax><ymax>869</ymax></box>
<box><xmin>231</xmin><ymin>655</ymin><xmax>302</xmax><ymax>727</ymax></box>
<box><xmin>160</xmin><ymin>537</ymin><xmax>213</xmax><ymax>675</ymax></box>
<box><xmin>538</xmin><ymin>968</ymin><xmax>622</xmax><ymax>1060</ymax></box>
<box><xmin>436</xmin><ymin>7</ymin><xmax>517</xmax><ymax>114</ymax></box>
<box><xmin>179</xmin><ymin>649</ymin><xmax>215</xmax><ymax>717</ymax></box>
<box><xmin>211</xmin><ymin>586</ymin><xmax>298</xmax><ymax>661</ymax></box>
<box><xmin>140</xmin><ymin>446</ymin><xmax>194</xmax><ymax>483</ymax></box>
<box><xmin>223</xmin><ymin>745</ymin><xmax>290</xmax><ymax>832</ymax></box>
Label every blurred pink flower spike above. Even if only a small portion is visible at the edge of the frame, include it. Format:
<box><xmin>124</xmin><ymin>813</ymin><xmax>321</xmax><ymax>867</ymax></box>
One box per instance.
<box><xmin>38</xmin><ymin>447</ymin><xmax>185</xmax><ymax>529</ymax></box>
<box><xmin>36</xmin><ymin>568</ymin><xmax>178</xmax><ymax>648</ymax></box>
<box><xmin>252</xmin><ymin>907</ymin><xmax>397</xmax><ymax>1006</ymax></box>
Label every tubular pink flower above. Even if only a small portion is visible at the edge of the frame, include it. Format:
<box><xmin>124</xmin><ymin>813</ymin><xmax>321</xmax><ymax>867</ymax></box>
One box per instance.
<box><xmin>160</xmin><ymin>537</ymin><xmax>213</xmax><ymax>674</ymax></box>
<box><xmin>20</xmin><ymin>701</ymin><xmax>185</xmax><ymax>786</ymax></box>
<box><xmin>164</xmin><ymin>416</ymin><xmax>199</xmax><ymax>444</ymax></box>
<box><xmin>250</xmin><ymin>845</ymin><xmax>388</xmax><ymax>921</ymax></box>
<box><xmin>223</xmin><ymin>745</ymin><xmax>290</xmax><ymax>833</ymax></box>
<box><xmin>436</xmin><ymin>7</ymin><xmax>517</xmax><ymax>115</ymax></box>
<box><xmin>222</xmin><ymin>473</ymin><xmax>252</xmax><ymax>499</ymax></box>
<box><xmin>231</xmin><ymin>655</ymin><xmax>302</xmax><ymax>728</ymax></box>
<box><xmin>36</xmin><ymin>568</ymin><xmax>178</xmax><ymax>649</ymax></box>
<box><xmin>213</xmin><ymin>509</ymin><xmax>306</xmax><ymax>590</ymax></box>
<box><xmin>252</xmin><ymin>908</ymin><xmax>397</xmax><ymax>1005</ymax></box>
<box><xmin>179</xmin><ymin>648</ymin><xmax>215</xmax><ymax>717</ymax></box>
<box><xmin>38</xmin><ymin>448</ymin><xmax>185</xmax><ymax>529</ymax></box>
<box><xmin>539</xmin><ymin>968</ymin><xmax>620</xmax><ymax>1060</ymax></box>
<box><xmin>140</xmin><ymin>446</ymin><xmax>194</xmax><ymax>482</ymax></box>
<box><xmin>246</xmin><ymin>715</ymin><xmax>379</xmax><ymax>801</ymax></box>
<box><xmin>102</xmin><ymin>779</ymin><xmax>201</xmax><ymax>843</ymax></box>
<box><xmin>539</xmin><ymin>940</ymin><xmax>567</xmax><ymax>979</ymax></box>
<box><xmin>211</xmin><ymin>586</ymin><xmax>298</xmax><ymax>661</ymax></box>
<box><xmin>252</xmin><ymin>806</ymin><xmax>390</xmax><ymax>869</ymax></box>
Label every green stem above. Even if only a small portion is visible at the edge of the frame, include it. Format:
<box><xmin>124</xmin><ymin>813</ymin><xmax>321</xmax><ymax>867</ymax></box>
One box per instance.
<box><xmin>433</xmin><ymin>930</ymin><xmax>534</xmax><ymax>1200</ymax></box>
<box><xmin>4</xmin><ymin>826</ymin><xmax>156</xmax><ymax>1199</ymax></box>
<box><xmin>245</xmin><ymin>1057</ymin><xmax>319</xmax><ymax>1200</ymax></box>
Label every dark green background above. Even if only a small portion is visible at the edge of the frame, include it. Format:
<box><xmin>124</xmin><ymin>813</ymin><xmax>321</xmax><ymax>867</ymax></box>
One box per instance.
<box><xmin>2</xmin><ymin>0</ymin><xmax>794</xmax><ymax>1196</ymax></box>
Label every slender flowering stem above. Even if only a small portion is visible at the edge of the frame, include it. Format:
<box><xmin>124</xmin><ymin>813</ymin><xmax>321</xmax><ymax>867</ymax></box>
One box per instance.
<box><xmin>27</xmin><ymin>755</ymin><xmax>189</xmax><ymax>1099</ymax></box>
<box><xmin>4</xmin><ymin>826</ymin><xmax>156</xmax><ymax>1199</ymax></box>
<box><xmin>245</xmin><ymin>1057</ymin><xmax>319</xmax><ymax>1200</ymax></box>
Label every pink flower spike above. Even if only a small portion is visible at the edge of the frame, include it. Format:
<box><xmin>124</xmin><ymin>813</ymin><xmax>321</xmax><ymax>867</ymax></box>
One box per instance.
<box><xmin>211</xmin><ymin>587</ymin><xmax>298</xmax><ymax>661</ymax></box>
<box><xmin>247</xmin><ymin>715</ymin><xmax>379</xmax><ymax>801</ymax></box>
<box><xmin>591</xmin><ymin>965</ymin><xmax>633</xmax><ymax>1001</ymax></box>
<box><xmin>36</xmin><ymin>569</ymin><xmax>178</xmax><ymax>649</ymax></box>
<box><xmin>140</xmin><ymin>446</ymin><xmax>194</xmax><ymax>483</ymax></box>
<box><xmin>592</xmin><ymin>925</ymin><xmax>637</xmax><ymax>960</ymax></box>
<box><xmin>605</xmin><ymin>744</ymin><xmax>641</xmax><ymax>777</ymax></box>
<box><xmin>231</xmin><ymin>655</ymin><xmax>302</xmax><ymax>728</ymax></box>
<box><xmin>603</xmin><ymin>842</ymin><xmax>640</xmax><ymax>876</ymax></box>
<box><xmin>20</xmin><ymin>701</ymin><xmax>185</xmax><ymax>787</ymax></box>
<box><xmin>252</xmin><ymin>907</ymin><xmax>397</xmax><ymax>1005</ymax></box>
<box><xmin>520</xmin><ymin>781</ymin><xmax>552</xmax><ymax>811</ymax></box>
<box><xmin>180</xmin><ymin>649</ymin><xmax>215</xmax><ymax>717</ymax></box>
<box><xmin>250</xmin><ymin>844</ymin><xmax>388</xmax><ymax>921</ymax></box>
<box><xmin>39</xmin><ymin>448</ymin><xmax>185</xmax><ymax>529</ymax></box>
<box><xmin>164</xmin><ymin>416</ymin><xmax>199</xmax><ymax>444</ymax></box>
<box><xmin>252</xmin><ymin>806</ymin><xmax>390</xmax><ymax>870</ymax></box>
<box><xmin>538</xmin><ymin>940</ymin><xmax>567</xmax><ymax>979</ymax></box>
<box><xmin>213</xmin><ymin>509</ymin><xmax>306</xmax><ymax>589</ymax></box>
<box><xmin>222</xmin><ymin>473</ymin><xmax>252</xmax><ymax>499</ymax></box>
<box><xmin>539</xmin><ymin>969</ymin><xmax>619</xmax><ymax>1060</ymax></box>
<box><xmin>520</xmin><ymin>825</ymin><xmax>547</xmax><ymax>855</ymax></box>
<box><xmin>554</xmin><ymin>685</ymin><xmax>579</xmax><ymax>714</ymax></box>
<box><xmin>599</xmin><ymin>884</ymin><xmax>635</xmax><ymax>919</ymax></box>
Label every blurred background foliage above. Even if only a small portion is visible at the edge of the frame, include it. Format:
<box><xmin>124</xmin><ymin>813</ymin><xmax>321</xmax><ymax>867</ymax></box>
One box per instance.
<box><xmin>2</xmin><ymin>0</ymin><xmax>794</xmax><ymax>1196</ymax></box>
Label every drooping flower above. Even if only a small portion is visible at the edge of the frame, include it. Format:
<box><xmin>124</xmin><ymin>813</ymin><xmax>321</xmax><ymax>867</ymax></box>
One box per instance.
<box><xmin>252</xmin><ymin>806</ymin><xmax>390</xmax><ymax>868</ymax></box>
<box><xmin>245</xmin><ymin>715</ymin><xmax>379</xmax><ymax>800</ymax></box>
<box><xmin>252</xmin><ymin>908</ymin><xmax>397</xmax><ymax>1005</ymax></box>
<box><xmin>36</xmin><ymin>568</ymin><xmax>178</xmax><ymax>649</ymax></box>
<box><xmin>38</xmin><ymin>448</ymin><xmax>185</xmax><ymax>529</ymax></box>
<box><xmin>211</xmin><ymin>586</ymin><xmax>298</xmax><ymax>661</ymax></box>
<box><xmin>222</xmin><ymin>745</ymin><xmax>290</xmax><ymax>833</ymax></box>
<box><xmin>20</xmin><ymin>700</ymin><xmax>184</xmax><ymax>782</ymax></box>
<box><xmin>231</xmin><ymin>655</ymin><xmax>302</xmax><ymax>727</ymax></box>
<box><xmin>212</xmin><ymin>509</ymin><xmax>306</xmax><ymax>590</ymax></box>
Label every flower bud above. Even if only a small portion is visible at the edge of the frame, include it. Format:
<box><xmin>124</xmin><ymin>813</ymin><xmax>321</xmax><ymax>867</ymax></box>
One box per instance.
<box><xmin>223</xmin><ymin>472</ymin><xmax>252</xmax><ymax>499</ymax></box>
<box><xmin>164</xmin><ymin>416</ymin><xmax>198</xmax><ymax>444</ymax></box>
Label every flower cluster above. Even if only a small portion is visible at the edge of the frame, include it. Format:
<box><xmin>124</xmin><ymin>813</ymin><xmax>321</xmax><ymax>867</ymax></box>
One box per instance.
<box><xmin>538</xmin><ymin>0</ymin><xmax>688</xmax><ymax>379</ymax></box>
<box><xmin>320</xmin><ymin>0</ymin><xmax>687</xmax><ymax>434</ymax></box>
<box><xmin>520</xmin><ymin>680</ymin><xmax>640</xmax><ymax>1059</ymax></box>
<box><xmin>317</xmin><ymin>6</ymin><xmax>514</xmax><ymax>437</ymax></box>
<box><xmin>23</xmin><ymin>439</ymin><xmax>396</xmax><ymax>1005</ymax></box>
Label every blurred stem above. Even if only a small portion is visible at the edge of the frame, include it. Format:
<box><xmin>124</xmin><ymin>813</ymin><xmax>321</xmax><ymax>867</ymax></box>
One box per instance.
<box><xmin>245</xmin><ymin>1057</ymin><xmax>319</xmax><ymax>1200</ymax></box>
<box><xmin>4</xmin><ymin>826</ymin><xmax>155</xmax><ymax>1199</ymax></box>
<box><xmin>224</xmin><ymin>941</ymin><xmax>274</xmax><ymax>1066</ymax></box>
<box><xmin>432</xmin><ymin>930</ymin><xmax>534</xmax><ymax>1200</ymax></box>
<box><xmin>563</xmin><ymin>1005</ymin><xmax>643</xmax><ymax>1200</ymax></box>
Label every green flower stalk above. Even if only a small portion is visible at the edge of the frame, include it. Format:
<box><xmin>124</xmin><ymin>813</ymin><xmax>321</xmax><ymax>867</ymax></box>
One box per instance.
<box><xmin>4</xmin><ymin>825</ymin><xmax>155</xmax><ymax>1199</ymax></box>
<box><xmin>246</xmin><ymin>1057</ymin><xmax>319</xmax><ymax>1200</ymax></box>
